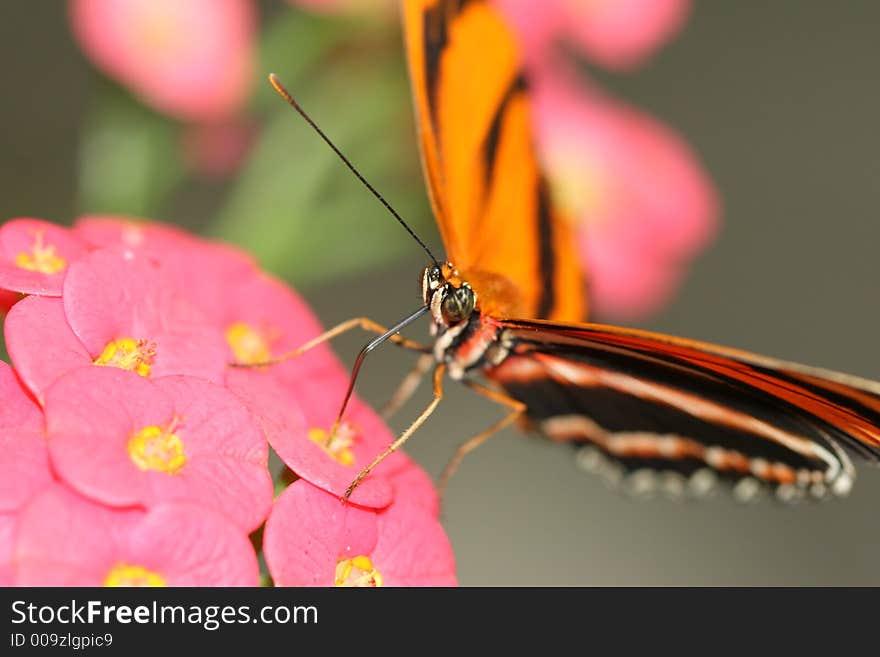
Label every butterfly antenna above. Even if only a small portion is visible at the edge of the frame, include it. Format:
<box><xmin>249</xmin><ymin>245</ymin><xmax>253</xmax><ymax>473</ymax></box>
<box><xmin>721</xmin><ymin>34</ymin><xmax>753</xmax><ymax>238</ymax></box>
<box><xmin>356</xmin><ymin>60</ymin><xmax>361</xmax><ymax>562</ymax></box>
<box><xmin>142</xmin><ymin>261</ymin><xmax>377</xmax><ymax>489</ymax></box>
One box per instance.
<box><xmin>268</xmin><ymin>74</ymin><xmax>440</xmax><ymax>266</ymax></box>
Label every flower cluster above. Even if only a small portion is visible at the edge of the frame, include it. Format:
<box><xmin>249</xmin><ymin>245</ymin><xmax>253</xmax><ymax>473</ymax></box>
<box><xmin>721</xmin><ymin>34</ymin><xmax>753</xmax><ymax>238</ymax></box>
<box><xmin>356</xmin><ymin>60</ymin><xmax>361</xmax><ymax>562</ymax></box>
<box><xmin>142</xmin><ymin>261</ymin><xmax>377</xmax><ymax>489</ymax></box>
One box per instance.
<box><xmin>0</xmin><ymin>216</ymin><xmax>455</xmax><ymax>586</ymax></box>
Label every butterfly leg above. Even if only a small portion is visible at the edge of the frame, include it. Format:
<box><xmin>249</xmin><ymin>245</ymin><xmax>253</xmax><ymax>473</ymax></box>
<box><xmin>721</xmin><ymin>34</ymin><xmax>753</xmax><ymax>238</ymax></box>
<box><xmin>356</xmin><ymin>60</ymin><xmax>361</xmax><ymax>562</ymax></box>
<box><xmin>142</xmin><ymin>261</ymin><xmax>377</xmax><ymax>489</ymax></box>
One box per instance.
<box><xmin>437</xmin><ymin>381</ymin><xmax>526</xmax><ymax>501</ymax></box>
<box><xmin>379</xmin><ymin>353</ymin><xmax>435</xmax><ymax>419</ymax></box>
<box><xmin>344</xmin><ymin>363</ymin><xmax>447</xmax><ymax>500</ymax></box>
<box><xmin>231</xmin><ymin>316</ymin><xmax>430</xmax><ymax>367</ymax></box>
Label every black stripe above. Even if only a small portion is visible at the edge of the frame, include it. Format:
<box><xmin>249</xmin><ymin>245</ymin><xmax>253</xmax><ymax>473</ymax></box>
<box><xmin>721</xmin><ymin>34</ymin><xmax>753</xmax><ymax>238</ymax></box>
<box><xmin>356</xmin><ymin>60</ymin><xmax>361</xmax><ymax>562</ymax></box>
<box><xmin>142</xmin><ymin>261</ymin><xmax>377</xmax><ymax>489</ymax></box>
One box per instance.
<box><xmin>422</xmin><ymin>4</ymin><xmax>447</xmax><ymax>124</ymax></box>
<box><xmin>482</xmin><ymin>75</ymin><xmax>527</xmax><ymax>188</ymax></box>
<box><xmin>535</xmin><ymin>179</ymin><xmax>556</xmax><ymax>318</ymax></box>
<box><xmin>422</xmin><ymin>1</ymin><xmax>478</xmax><ymax>130</ymax></box>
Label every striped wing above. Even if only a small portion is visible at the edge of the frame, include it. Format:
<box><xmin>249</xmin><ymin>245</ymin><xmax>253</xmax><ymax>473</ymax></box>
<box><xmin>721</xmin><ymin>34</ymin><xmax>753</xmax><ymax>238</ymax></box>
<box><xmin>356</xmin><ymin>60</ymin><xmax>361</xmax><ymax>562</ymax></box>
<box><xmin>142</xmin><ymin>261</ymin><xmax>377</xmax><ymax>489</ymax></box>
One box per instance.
<box><xmin>488</xmin><ymin>319</ymin><xmax>880</xmax><ymax>501</ymax></box>
<box><xmin>402</xmin><ymin>0</ymin><xmax>585</xmax><ymax>322</ymax></box>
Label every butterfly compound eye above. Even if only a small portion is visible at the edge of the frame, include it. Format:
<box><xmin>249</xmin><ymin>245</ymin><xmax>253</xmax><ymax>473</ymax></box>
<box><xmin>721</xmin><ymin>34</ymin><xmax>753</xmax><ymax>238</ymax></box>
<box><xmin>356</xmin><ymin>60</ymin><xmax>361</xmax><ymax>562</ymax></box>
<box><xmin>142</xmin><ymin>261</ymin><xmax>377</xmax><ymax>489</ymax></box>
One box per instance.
<box><xmin>441</xmin><ymin>285</ymin><xmax>475</xmax><ymax>324</ymax></box>
<box><xmin>422</xmin><ymin>265</ymin><xmax>443</xmax><ymax>305</ymax></box>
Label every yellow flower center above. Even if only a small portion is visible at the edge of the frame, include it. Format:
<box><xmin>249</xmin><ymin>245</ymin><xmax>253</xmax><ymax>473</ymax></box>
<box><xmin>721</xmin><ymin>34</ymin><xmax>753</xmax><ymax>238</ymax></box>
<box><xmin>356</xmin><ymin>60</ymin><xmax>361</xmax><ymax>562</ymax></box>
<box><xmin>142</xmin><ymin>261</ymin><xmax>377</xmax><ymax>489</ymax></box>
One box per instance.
<box><xmin>128</xmin><ymin>417</ymin><xmax>186</xmax><ymax>474</ymax></box>
<box><xmin>226</xmin><ymin>321</ymin><xmax>272</xmax><ymax>364</ymax></box>
<box><xmin>15</xmin><ymin>232</ymin><xmax>66</xmax><ymax>274</ymax></box>
<box><xmin>308</xmin><ymin>422</ymin><xmax>357</xmax><ymax>467</ymax></box>
<box><xmin>335</xmin><ymin>555</ymin><xmax>383</xmax><ymax>587</ymax></box>
<box><xmin>93</xmin><ymin>337</ymin><xmax>156</xmax><ymax>377</ymax></box>
<box><xmin>104</xmin><ymin>563</ymin><xmax>166</xmax><ymax>587</ymax></box>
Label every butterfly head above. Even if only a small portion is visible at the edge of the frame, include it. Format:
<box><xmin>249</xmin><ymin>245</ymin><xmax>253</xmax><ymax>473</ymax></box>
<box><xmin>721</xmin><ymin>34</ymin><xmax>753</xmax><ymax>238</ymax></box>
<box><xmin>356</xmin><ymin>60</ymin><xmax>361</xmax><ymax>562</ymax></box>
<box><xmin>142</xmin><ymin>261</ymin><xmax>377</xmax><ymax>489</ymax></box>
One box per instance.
<box><xmin>422</xmin><ymin>262</ymin><xmax>476</xmax><ymax>328</ymax></box>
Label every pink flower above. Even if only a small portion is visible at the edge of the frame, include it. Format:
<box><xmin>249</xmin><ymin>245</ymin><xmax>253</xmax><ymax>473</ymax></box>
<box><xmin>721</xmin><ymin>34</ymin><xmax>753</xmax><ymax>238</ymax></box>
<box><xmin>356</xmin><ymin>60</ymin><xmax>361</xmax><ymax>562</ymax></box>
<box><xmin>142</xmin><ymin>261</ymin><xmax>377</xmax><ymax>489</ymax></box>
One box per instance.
<box><xmin>69</xmin><ymin>0</ymin><xmax>256</xmax><ymax>122</ymax></box>
<box><xmin>533</xmin><ymin>72</ymin><xmax>718</xmax><ymax>318</ymax></box>
<box><xmin>0</xmin><ymin>361</ymin><xmax>51</xmax><ymax>514</ymax></box>
<box><xmin>43</xmin><ymin>367</ymin><xmax>272</xmax><ymax>533</ymax></box>
<box><xmin>211</xmin><ymin>270</ymin><xmax>395</xmax><ymax>508</ymax></box>
<box><xmin>0</xmin><ymin>218</ymin><xmax>88</xmax><ymax>296</ymax></box>
<box><xmin>14</xmin><ymin>484</ymin><xmax>259</xmax><ymax>586</ymax></box>
<box><xmin>264</xmin><ymin>480</ymin><xmax>456</xmax><ymax>586</ymax></box>
<box><xmin>63</xmin><ymin>248</ymin><xmax>229</xmax><ymax>383</ymax></box>
<box><xmin>494</xmin><ymin>0</ymin><xmax>691</xmax><ymax>70</ymax></box>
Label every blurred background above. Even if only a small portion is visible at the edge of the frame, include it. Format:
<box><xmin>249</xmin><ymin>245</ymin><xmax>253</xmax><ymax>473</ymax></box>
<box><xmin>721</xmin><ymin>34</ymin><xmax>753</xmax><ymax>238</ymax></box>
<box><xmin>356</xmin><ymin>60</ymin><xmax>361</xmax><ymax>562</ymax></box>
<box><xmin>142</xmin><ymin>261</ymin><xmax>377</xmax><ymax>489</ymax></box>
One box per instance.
<box><xmin>1</xmin><ymin>0</ymin><xmax>878</xmax><ymax>584</ymax></box>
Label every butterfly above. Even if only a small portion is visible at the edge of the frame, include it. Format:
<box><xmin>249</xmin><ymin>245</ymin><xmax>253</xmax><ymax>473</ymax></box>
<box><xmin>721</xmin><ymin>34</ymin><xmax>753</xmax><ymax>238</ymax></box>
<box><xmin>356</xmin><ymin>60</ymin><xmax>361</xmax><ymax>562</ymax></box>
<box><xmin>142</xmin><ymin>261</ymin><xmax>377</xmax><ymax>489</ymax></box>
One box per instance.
<box><xmin>269</xmin><ymin>0</ymin><xmax>880</xmax><ymax>504</ymax></box>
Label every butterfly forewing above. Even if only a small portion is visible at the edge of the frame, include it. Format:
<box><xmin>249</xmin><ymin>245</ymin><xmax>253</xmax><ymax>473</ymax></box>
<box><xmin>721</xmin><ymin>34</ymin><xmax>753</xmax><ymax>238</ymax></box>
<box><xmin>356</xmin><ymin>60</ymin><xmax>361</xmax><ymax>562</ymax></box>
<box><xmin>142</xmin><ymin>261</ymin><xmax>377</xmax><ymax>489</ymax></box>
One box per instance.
<box><xmin>402</xmin><ymin>0</ymin><xmax>585</xmax><ymax>322</ymax></box>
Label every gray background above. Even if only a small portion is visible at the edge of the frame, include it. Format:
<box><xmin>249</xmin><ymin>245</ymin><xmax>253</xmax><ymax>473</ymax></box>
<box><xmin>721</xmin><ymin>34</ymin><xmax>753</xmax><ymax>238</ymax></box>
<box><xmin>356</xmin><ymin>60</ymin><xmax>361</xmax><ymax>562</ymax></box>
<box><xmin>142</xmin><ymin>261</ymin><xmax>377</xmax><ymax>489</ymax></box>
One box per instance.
<box><xmin>1</xmin><ymin>2</ymin><xmax>878</xmax><ymax>584</ymax></box>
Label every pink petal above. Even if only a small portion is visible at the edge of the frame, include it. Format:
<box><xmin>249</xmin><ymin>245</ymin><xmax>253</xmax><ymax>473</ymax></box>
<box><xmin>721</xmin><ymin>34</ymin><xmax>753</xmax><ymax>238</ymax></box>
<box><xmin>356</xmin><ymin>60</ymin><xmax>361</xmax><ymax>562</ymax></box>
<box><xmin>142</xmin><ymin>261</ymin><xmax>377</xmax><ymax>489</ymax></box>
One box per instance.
<box><xmin>62</xmin><ymin>247</ymin><xmax>228</xmax><ymax>383</ymax></box>
<box><xmin>69</xmin><ymin>0</ymin><xmax>256</xmax><ymax>122</ymax></box>
<box><xmin>0</xmin><ymin>429</ymin><xmax>51</xmax><ymax>514</ymax></box>
<box><xmin>4</xmin><ymin>295</ymin><xmax>93</xmax><ymax>403</ymax></box>
<box><xmin>0</xmin><ymin>219</ymin><xmax>88</xmax><ymax>296</ymax></box>
<box><xmin>383</xmin><ymin>452</ymin><xmax>440</xmax><ymax>517</ymax></box>
<box><xmin>0</xmin><ymin>512</ymin><xmax>17</xmax><ymax>586</ymax></box>
<box><xmin>0</xmin><ymin>360</ymin><xmax>42</xmax><ymax>431</ymax></box>
<box><xmin>0</xmin><ymin>364</ymin><xmax>47</xmax><ymax>513</ymax></box>
<box><xmin>126</xmin><ymin>503</ymin><xmax>259</xmax><ymax>586</ymax></box>
<box><xmin>264</xmin><ymin>479</ymin><xmax>378</xmax><ymax>587</ymax></box>
<box><xmin>373</xmin><ymin>498</ymin><xmax>457</xmax><ymax>586</ymax></box>
<box><xmin>73</xmin><ymin>215</ymin><xmax>200</xmax><ymax>250</ymax></box>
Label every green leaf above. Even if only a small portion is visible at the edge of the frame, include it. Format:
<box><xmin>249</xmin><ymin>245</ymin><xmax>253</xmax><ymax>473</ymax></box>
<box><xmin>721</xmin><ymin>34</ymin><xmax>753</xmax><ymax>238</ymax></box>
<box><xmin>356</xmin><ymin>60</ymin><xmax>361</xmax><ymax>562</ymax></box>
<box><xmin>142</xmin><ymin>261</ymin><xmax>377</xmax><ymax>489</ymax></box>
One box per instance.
<box><xmin>76</xmin><ymin>82</ymin><xmax>183</xmax><ymax>218</ymax></box>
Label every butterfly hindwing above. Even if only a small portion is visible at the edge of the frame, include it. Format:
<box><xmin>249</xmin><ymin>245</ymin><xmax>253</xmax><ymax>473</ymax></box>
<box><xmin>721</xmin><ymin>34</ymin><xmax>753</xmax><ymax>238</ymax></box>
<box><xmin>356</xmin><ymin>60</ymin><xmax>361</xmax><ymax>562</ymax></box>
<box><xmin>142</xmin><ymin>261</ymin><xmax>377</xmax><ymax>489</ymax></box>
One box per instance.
<box><xmin>487</xmin><ymin>319</ymin><xmax>880</xmax><ymax>501</ymax></box>
<box><xmin>402</xmin><ymin>0</ymin><xmax>585</xmax><ymax>322</ymax></box>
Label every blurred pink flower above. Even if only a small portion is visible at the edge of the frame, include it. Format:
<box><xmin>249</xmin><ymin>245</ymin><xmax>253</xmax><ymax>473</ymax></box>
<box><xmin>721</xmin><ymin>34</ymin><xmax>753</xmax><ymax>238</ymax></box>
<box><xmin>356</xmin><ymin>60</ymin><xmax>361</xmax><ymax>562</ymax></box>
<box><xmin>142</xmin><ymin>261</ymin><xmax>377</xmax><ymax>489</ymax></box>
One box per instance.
<box><xmin>494</xmin><ymin>0</ymin><xmax>690</xmax><ymax>70</ymax></box>
<box><xmin>43</xmin><ymin>367</ymin><xmax>272</xmax><ymax>533</ymax></box>
<box><xmin>264</xmin><ymin>479</ymin><xmax>455</xmax><ymax>586</ymax></box>
<box><xmin>0</xmin><ymin>219</ymin><xmax>87</xmax><ymax>296</ymax></box>
<box><xmin>180</xmin><ymin>119</ymin><xmax>260</xmax><ymax>178</ymax></box>
<box><xmin>69</xmin><ymin>0</ymin><xmax>256</xmax><ymax>123</ymax></box>
<box><xmin>14</xmin><ymin>484</ymin><xmax>259</xmax><ymax>586</ymax></box>
<box><xmin>533</xmin><ymin>71</ymin><xmax>718</xmax><ymax>319</ymax></box>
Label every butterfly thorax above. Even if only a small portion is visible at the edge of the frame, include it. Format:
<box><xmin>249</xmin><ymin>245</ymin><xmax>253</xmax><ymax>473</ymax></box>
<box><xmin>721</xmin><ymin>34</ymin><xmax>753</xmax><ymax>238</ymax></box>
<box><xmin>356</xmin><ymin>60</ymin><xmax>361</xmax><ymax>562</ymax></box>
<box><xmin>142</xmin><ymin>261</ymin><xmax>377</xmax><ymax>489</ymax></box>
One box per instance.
<box><xmin>421</xmin><ymin>262</ymin><xmax>513</xmax><ymax>380</ymax></box>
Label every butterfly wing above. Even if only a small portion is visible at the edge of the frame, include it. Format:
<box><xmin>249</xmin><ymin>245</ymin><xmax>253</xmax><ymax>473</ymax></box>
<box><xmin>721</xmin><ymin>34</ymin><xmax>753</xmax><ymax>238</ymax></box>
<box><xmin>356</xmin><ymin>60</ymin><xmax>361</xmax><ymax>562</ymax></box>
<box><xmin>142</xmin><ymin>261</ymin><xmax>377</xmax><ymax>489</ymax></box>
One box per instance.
<box><xmin>402</xmin><ymin>0</ymin><xmax>585</xmax><ymax>322</ymax></box>
<box><xmin>488</xmin><ymin>318</ymin><xmax>880</xmax><ymax>500</ymax></box>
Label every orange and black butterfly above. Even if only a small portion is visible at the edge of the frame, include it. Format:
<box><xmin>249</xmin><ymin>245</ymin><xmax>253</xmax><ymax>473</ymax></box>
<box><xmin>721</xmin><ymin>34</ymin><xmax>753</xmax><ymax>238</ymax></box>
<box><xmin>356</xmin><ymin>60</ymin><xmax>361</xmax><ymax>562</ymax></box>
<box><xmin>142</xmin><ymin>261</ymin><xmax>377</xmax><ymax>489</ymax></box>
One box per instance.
<box><xmin>271</xmin><ymin>0</ymin><xmax>880</xmax><ymax>503</ymax></box>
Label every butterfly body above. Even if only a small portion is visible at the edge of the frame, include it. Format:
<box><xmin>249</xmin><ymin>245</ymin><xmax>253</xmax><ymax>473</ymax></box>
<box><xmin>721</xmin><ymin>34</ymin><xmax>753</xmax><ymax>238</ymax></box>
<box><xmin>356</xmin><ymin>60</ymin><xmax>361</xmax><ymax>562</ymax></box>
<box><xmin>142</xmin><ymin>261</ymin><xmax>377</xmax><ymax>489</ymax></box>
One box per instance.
<box><xmin>421</xmin><ymin>258</ymin><xmax>878</xmax><ymax>500</ymax></box>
